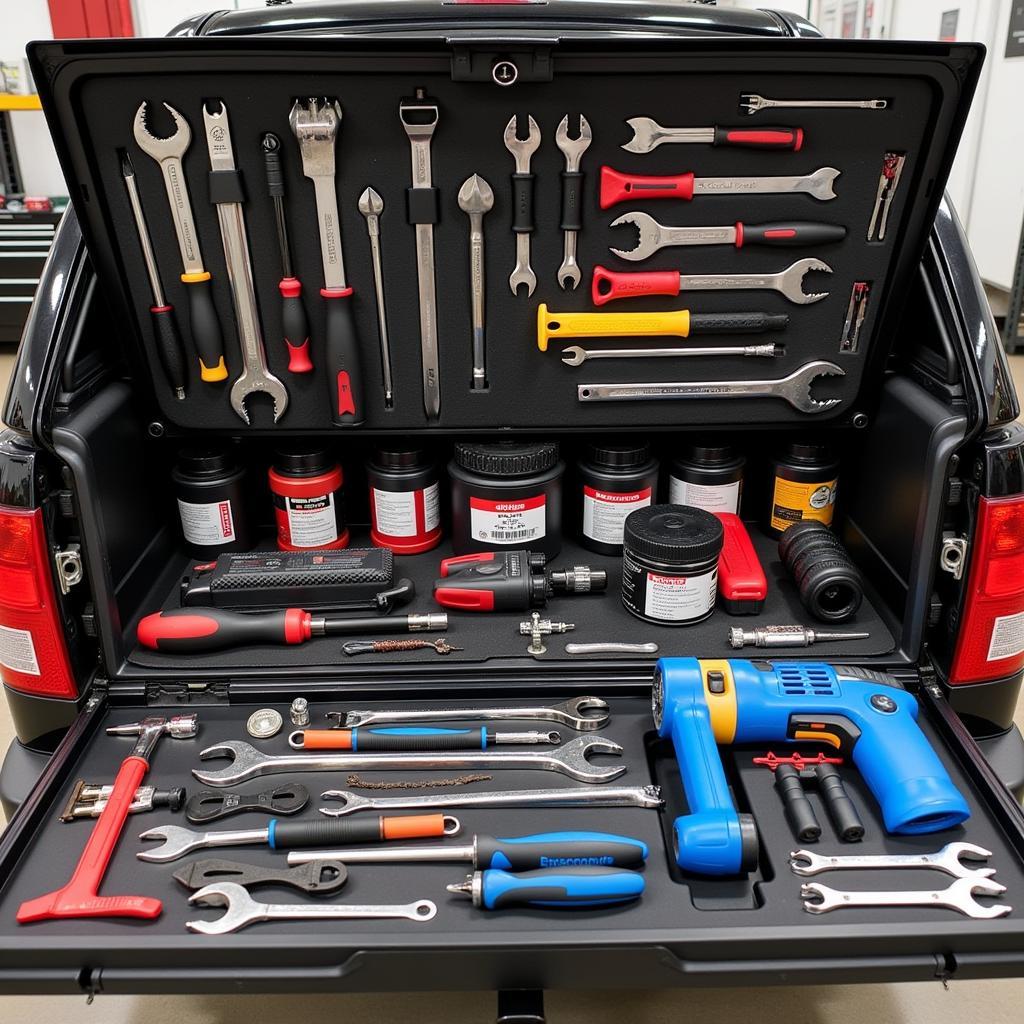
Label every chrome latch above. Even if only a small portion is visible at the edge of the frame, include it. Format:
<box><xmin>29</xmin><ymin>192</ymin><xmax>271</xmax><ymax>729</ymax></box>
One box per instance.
<box><xmin>939</xmin><ymin>535</ymin><xmax>968</xmax><ymax>581</ymax></box>
<box><xmin>55</xmin><ymin>544</ymin><xmax>83</xmax><ymax>593</ymax></box>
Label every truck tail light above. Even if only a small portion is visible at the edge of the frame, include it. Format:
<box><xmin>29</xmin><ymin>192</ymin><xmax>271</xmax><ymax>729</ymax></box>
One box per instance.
<box><xmin>949</xmin><ymin>495</ymin><xmax>1024</xmax><ymax>685</ymax></box>
<box><xmin>0</xmin><ymin>506</ymin><xmax>77</xmax><ymax>699</ymax></box>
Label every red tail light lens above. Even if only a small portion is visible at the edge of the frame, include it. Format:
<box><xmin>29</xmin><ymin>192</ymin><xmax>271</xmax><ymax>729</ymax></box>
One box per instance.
<box><xmin>949</xmin><ymin>495</ymin><xmax>1024</xmax><ymax>684</ymax></box>
<box><xmin>0</xmin><ymin>506</ymin><xmax>77</xmax><ymax>699</ymax></box>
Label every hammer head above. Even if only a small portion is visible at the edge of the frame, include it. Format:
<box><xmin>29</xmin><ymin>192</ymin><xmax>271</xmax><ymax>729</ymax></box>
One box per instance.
<box><xmin>107</xmin><ymin>715</ymin><xmax>198</xmax><ymax>760</ymax></box>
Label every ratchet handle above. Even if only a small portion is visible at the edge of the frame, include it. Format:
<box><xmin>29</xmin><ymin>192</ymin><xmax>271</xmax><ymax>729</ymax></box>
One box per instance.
<box><xmin>303</xmin><ymin>727</ymin><xmax>489</xmax><ymax>752</ymax></box>
<box><xmin>511</xmin><ymin>172</ymin><xmax>535</xmax><ymax>234</ymax></box>
<box><xmin>600</xmin><ymin>166</ymin><xmax>693</xmax><ymax>209</ymax></box>
<box><xmin>713</xmin><ymin>126</ymin><xmax>803</xmax><ymax>150</ymax></box>
<box><xmin>280</xmin><ymin>278</ymin><xmax>312</xmax><ymax>373</ymax></box>
<box><xmin>737</xmin><ymin>221</ymin><xmax>847</xmax><ymax>248</ymax></box>
<box><xmin>479</xmin><ymin>867</ymin><xmax>646</xmax><ymax>909</ymax></box>
<box><xmin>136</xmin><ymin>606</ymin><xmax>312</xmax><ymax>653</ymax></box>
<box><xmin>591</xmin><ymin>266</ymin><xmax>681</xmax><ymax>306</ymax></box>
<box><xmin>182</xmin><ymin>272</ymin><xmax>227</xmax><ymax>381</ymax></box>
<box><xmin>560</xmin><ymin>170</ymin><xmax>584</xmax><ymax>232</ymax></box>
<box><xmin>476</xmin><ymin>831</ymin><xmax>649</xmax><ymax>870</ymax></box>
<box><xmin>150</xmin><ymin>304</ymin><xmax>188</xmax><ymax>396</ymax></box>
<box><xmin>269</xmin><ymin>813</ymin><xmax>449</xmax><ymax>849</ymax></box>
<box><xmin>322</xmin><ymin>287</ymin><xmax>364</xmax><ymax>426</ymax></box>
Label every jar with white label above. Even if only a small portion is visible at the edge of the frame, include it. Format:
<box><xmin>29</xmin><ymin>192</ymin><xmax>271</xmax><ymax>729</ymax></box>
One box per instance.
<box><xmin>667</xmin><ymin>443</ymin><xmax>744</xmax><ymax>515</ymax></box>
<box><xmin>449</xmin><ymin>441</ymin><xmax>564</xmax><ymax>558</ymax></box>
<box><xmin>367</xmin><ymin>448</ymin><xmax>442</xmax><ymax>555</ymax></box>
<box><xmin>172</xmin><ymin>446</ymin><xmax>250</xmax><ymax>558</ymax></box>
<box><xmin>577</xmin><ymin>442</ymin><xmax>659</xmax><ymax>556</ymax></box>
<box><xmin>621</xmin><ymin>504</ymin><xmax>723</xmax><ymax>626</ymax></box>
<box><xmin>268</xmin><ymin>446</ymin><xmax>349</xmax><ymax>551</ymax></box>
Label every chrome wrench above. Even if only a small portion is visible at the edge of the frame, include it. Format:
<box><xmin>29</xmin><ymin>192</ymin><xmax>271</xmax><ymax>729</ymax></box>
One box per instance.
<box><xmin>203</xmin><ymin>102</ymin><xmax>288</xmax><ymax>424</ymax></box>
<box><xmin>503</xmin><ymin>114</ymin><xmax>541</xmax><ymax>296</ymax></box>
<box><xmin>187</xmin><ymin>882</ymin><xmax>436</xmax><ymax>935</ymax></box>
<box><xmin>560</xmin><ymin>344</ymin><xmax>779</xmax><ymax>366</ymax></box>
<box><xmin>191</xmin><ymin>735</ymin><xmax>626</xmax><ymax>788</ymax></box>
<box><xmin>457</xmin><ymin>174</ymin><xmax>494</xmax><ymax>391</ymax></box>
<box><xmin>577</xmin><ymin>359</ymin><xmax>845</xmax><ymax>414</ymax></box>
<box><xmin>801</xmin><ymin>877</ymin><xmax>1011</xmax><ymax>919</ymax></box>
<box><xmin>357</xmin><ymin>187</ymin><xmax>394</xmax><ymax>409</ymax></box>
<box><xmin>319</xmin><ymin>784</ymin><xmax>664</xmax><ymax>817</ymax></box>
<box><xmin>400</xmin><ymin>89</ymin><xmax>442</xmax><ymax>421</ymax></box>
<box><xmin>790</xmin><ymin>843</ymin><xmax>998</xmax><ymax>882</ymax></box>
<box><xmin>555</xmin><ymin>114</ymin><xmax>592</xmax><ymax>289</ymax></box>
<box><xmin>741</xmin><ymin>93</ymin><xmax>888</xmax><ymax>114</ymax></box>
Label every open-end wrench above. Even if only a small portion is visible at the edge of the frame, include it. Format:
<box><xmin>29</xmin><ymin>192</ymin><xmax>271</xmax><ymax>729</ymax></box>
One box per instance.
<box><xmin>561</xmin><ymin>344</ymin><xmax>779</xmax><ymax>366</ymax></box>
<box><xmin>357</xmin><ymin>187</ymin><xmax>394</xmax><ymax>408</ymax></box>
<box><xmin>610</xmin><ymin>211</ymin><xmax>847</xmax><ymax>261</ymax></box>
<box><xmin>591</xmin><ymin>259</ymin><xmax>832</xmax><ymax>306</ymax></box>
<box><xmin>577</xmin><ymin>359</ymin><xmax>844</xmax><ymax>414</ymax></box>
<box><xmin>319</xmin><ymin>784</ymin><xmax>664</xmax><ymax>817</ymax></box>
<box><xmin>801</xmin><ymin>877</ymin><xmax>1011</xmax><ymax>919</ymax></box>
<box><xmin>741</xmin><ymin>93</ymin><xmax>888</xmax><ymax>114</ymax></box>
<box><xmin>790</xmin><ymin>843</ymin><xmax>997</xmax><ymax>881</ymax></box>
<box><xmin>133</xmin><ymin>102</ymin><xmax>226</xmax><ymax>382</ymax></box>
<box><xmin>187</xmin><ymin>882</ymin><xmax>437</xmax><ymax>935</ymax></box>
<box><xmin>555</xmin><ymin>115</ymin><xmax>592</xmax><ymax>289</ymax></box>
<box><xmin>503</xmin><ymin>114</ymin><xmax>541</xmax><ymax>296</ymax></box>
<box><xmin>621</xmin><ymin>117</ymin><xmax>803</xmax><ymax>154</ymax></box>
<box><xmin>457</xmin><ymin>174</ymin><xmax>494</xmax><ymax>390</ymax></box>
<box><xmin>203</xmin><ymin>102</ymin><xmax>288</xmax><ymax>425</ymax></box>
<box><xmin>400</xmin><ymin>89</ymin><xmax>442</xmax><ymax>422</ymax></box>
<box><xmin>191</xmin><ymin>735</ymin><xmax>626</xmax><ymax>788</ymax></box>
<box><xmin>290</xmin><ymin>98</ymin><xmax>363</xmax><ymax>425</ymax></box>
<box><xmin>330</xmin><ymin>696</ymin><xmax>611</xmax><ymax>731</ymax></box>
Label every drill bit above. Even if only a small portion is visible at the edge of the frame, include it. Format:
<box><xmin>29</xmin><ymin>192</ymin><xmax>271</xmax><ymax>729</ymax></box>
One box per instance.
<box><xmin>729</xmin><ymin>625</ymin><xmax>869</xmax><ymax>649</ymax></box>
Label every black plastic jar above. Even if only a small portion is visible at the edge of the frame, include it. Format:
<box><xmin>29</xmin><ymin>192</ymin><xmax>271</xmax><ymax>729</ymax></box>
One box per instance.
<box><xmin>577</xmin><ymin>442</ymin><xmax>659</xmax><ymax>556</ymax></box>
<box><xmin>449</xmin><ymin>441</ymin><xmax>564</xmax><ymax>558</ymax></box>
<box><xmin>268</xmin><ymin>446</ymin><xmax>348</xmax><ymax>551</ymax></box>
<box><xmin>172</xmin><ymin>446</ymin><xmax>250</xmax><ymax>558</ymax></box>
<box><xmin>768</xmin><ymin>441</ymin><xmax>839</xmax><ymax>536</ymax></box>
<box><xmin>621</xmin><ymin>504</ymin><xmax>723</xmax><ymax>625</ymax></box>
<box><xmin>667</xmin><ymin>443</ymin><xmax>745</xmax><ymax>515</ymax></box>
<box><xmin>367</xmin><ymin>447</ymin><xmax>442</xmax><ymax>555</ymax></box>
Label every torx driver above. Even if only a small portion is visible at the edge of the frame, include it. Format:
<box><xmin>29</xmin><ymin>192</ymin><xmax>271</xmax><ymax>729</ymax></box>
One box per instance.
<box><xmin>729</xmin><ymin>625</ymin><xmax>870</xmax><ymax>649</ymax></box>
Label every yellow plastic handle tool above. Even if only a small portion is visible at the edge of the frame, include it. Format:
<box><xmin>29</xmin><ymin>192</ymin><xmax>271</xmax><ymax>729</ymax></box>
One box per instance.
<box><xmin>536</xmin><ymin>305</ymin><xmax>691</xmax><ymax>352</ymax></box>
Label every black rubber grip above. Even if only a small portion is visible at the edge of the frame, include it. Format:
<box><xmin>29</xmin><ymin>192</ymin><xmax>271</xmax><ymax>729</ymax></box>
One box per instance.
<box><xmin>475</xmin><ymin>832</ymin><xmax>648</xmax><ymax>871</ymax></box>
<box><xmin>688</xmin><ymin>312</ymin><xmax>790</xmax><ymax>335</ymax></box>
<box><xmin>184</xmin><ymin>277</ymin><xmax>226</xmax><ymax>380</ymax></box>
<box><xmin>356</xmin><ymin>728</ymin><xmax>487</xmax><ymax>752</ymax></box>
<box><xmin>270</xmin><ymin>817</ymin><xmax>386</xmax><ymax>849</ymax></box>
<box><xmin>407</xmin><ymin>186</ymin><xmax>440</xmax><ymax>225</ymax></box>
<box><xmin>511</xmin><ymin>172</ymin><xmax>535</xmax><ymax>234</ymax></box>
<box><xmin>153</xmin><ymin>787</ymin><xmax>187</xmax><ymax>812</ymax></box>
<box><xmin>262</xmin><ymin>133</ymin><xmax>285</xmax><ymax>198</ymax></box>
<box><xmin>324</xmin><ymin>293</ymin><xmax>364</xmax><ymax>426</ymax></box>
<box><xmin>560</xmin><ymin>170</ymin><xmax>584</xmax><ymax>232</ymax></box>
<box><xmin>207</xmin><ymin>169</ymin><xmax>246</xmax><ymax>206</ymax></box>
<box><xmin>738</xmin><ymin>221</ymin><xmax>847</xmax><ymax>248</ymax></box>
<box><xmin>815</xmin><ymin>764</ymin><xmax>865</xmax><ymax>842</ymax></box>
<box><xmin>151</xmin><ymin>307</ymin><xmax>188</xmax><ymax>395</ymax></box>
<box><xmin>775</xmin><ymin>765</ymin><xmax>821</xmax><ymax>843</ymax></box>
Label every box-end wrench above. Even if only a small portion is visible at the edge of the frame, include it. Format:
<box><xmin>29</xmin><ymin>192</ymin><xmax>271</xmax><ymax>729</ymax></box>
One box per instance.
<box><xmin>457</xmin><ymin>174</ymin><xmax>494</xmax><ymax>390</ymax></box>
<box><xmin>577</xmin><ymin>359</ymin><xmax>845</xmax><ymax>415</ymax></box>
<box><xmin>555</xmin><ymin>115</ymin><xmax>592</xmax><ymax>289</ymax></box>
<box><xmin>503</xmin><ymin>114</ymin><xmax>541</xmax><ymax>296</ymax></box>
<box><xmin>133</xmin><ymin>102</ymin><xmax>226</xmax><ymax>383</ymax></box>
<box><xmin>790</xmin><ymin>843</ymin><xmax>997</xmax><ymax>881</ymax></box>
<box><xmin>290</xmin><ymin>99</ymin><xmax>363</xmax><ymax>426</ymax></box>
<box><xmin>801</xmin><ymin>877</ymin><xmax>1011</xmax><ymax>920</ymax></box>
<box><xmin>191</xmin><ymin>735</ymin><xmax>626</xmax><ymax>788</ymax></box>
<box><xmin>202</xmin><ymin>102</ymin><xmax>288</xmax><ymax>425</ymax></box>
<box><xmin>400</xmin><ymin>89</ymin><xmax>442</xmax><ymax>421</ymax></box>
<box><xmin>591</xmin><ymin>259</ymin><xmax>832</xmax><ymax>307</ymax></box>
<box><xmin>357</xmin><ymin>187</ymin><xmax>394</xmax><ymax>409</ymax></box>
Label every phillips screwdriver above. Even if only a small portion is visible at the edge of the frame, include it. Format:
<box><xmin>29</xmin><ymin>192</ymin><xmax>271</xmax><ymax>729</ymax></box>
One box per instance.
<box><xmin>136</xmin><ymin>607</ymin><xmax>448</xmax><ymax>654</ymax></box>
<box><xmin>288</xmin><ymin>830</ymin><xmax>649</xmax><ymax>869</ymax></box>
<box><xmin>447</xmin><ymin>866</ymin><xmax>645</xmax><ymax>910</ymax></box>
<box><xmin>289</xmin><ymin>726</ymin><xmax>561</xmax><ymax>751</ymax></box>
<box><xmin>120</xmin><ymin>152</ymin><xmax>187</xmax><ymax>400</ymax></box>
<box><xmin>262</xmin><ymin>132</ymin><xmax>312</xmax><ymax>373</ymax></box>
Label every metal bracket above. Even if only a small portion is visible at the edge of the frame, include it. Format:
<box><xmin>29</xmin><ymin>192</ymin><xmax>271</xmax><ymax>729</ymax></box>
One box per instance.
<box><xmin>55</xmin><ymin>543</ymin><xmax>82</xmax><ymax>593</ymax></box>
<box><xmin>939</xmin><ymin>534</ymin><xmax>968</xmax><ymax>580</ymax></box>
<box><xmin>497</xmin><ymin>989</ymin><xmax>545</xmax><ymax>1024</ymax></box>
<box><xmin>450</xmin><ymin>42</ymin><xmax>554</xmax><ymax>85</ymax></box>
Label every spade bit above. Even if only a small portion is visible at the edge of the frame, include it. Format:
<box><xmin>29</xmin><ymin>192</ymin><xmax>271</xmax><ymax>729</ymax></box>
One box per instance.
<box><xmin>457</xmin><ymin>174</ymin><xmax>494</xmax><ymax>390</ymax></box>
<box><xmin>203</xmin><ymin>101</ymin><xmax>288</xmax><ymax>424</ymax></box>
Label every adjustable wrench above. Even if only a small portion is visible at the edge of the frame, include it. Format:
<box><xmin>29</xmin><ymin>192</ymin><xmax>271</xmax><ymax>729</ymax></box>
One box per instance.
<box><xmin>555</xmin><ymin>115</ymin><xmax>592</xmax><ymax>289</ymax></box>
<box><xmin>400</xmin><ymin>89</ymin><xmax>442</xmax><ymax>421</ymax></box>
<box><xmin>202</xmin><ymin>102</ymin><xmax>288</xmax><ymax>424</ymax></box>
<box><xmin>503</xmin><ymin>114</ymin><xmax>541</xmax><ymax>296</ymax></box>
<box><xmin>457</xmin><ymin>174</ymin><xmax>494</xmax><ymax>390</ymax></box>
<box><xmin>577</xmin><ymin>359</ymin><xmax>845</xmax><ymax>415</ymax></box>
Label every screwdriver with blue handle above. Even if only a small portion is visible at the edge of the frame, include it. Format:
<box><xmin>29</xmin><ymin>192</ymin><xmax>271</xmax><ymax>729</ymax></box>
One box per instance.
<box><xmin>448</xmin><ymin>866</ymin><xmax>645</xmax><ymax>909</ymax></box>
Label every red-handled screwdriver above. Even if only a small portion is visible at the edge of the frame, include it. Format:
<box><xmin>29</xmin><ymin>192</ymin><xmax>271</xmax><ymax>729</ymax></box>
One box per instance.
<box><xmin>622</xmin><ymin>117</ymin><xmax>803</xmax><ymax>154</ymax></box>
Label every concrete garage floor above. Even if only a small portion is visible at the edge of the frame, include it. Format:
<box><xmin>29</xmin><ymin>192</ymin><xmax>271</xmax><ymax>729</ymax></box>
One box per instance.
<box><xmin>0</xmin><ymin>347</ymin><xmax>1022</xmax><ymax>1022</ymax></box>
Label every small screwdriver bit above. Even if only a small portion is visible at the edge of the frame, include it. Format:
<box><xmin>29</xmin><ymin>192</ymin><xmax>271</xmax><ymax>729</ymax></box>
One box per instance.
<box><xmin>729</xmin><ymin>625</ymin><xmax>870</xmax><ymax>649</ymax></box>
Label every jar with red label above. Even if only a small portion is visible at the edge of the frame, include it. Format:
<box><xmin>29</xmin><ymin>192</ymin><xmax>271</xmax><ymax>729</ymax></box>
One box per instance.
<box><xmin>448</xmin><ymin>441</ymin><xmax>564</xmax><ymax>558</ymax></box>
<box><xmin>367</xmin><ymin>447</ymin><xmax>443</xmax><ymax>554</ymax></box>
<box><xmin>577</xmin><ymin>442</ymin><xmax>659</xmax><ymax>556</ymax></box>
<box><xmin>268</xmin><ymin>446</ymin><xmax>349</xmax><ymax>551</ymax></box>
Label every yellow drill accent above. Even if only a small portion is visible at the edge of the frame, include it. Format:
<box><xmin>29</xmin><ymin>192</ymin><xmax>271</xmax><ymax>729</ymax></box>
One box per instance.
<box><xmin>536</xmin><ymin>304</ymin><xmax>691</xmax><ymax>352</ymax></box>
<box><xmin>699</xmin><ymin>659</ymin><xmax>737</xmax><ymax>743</ymax></box>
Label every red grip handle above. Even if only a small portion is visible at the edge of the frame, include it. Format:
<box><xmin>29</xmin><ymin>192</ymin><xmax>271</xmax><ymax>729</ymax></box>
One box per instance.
<box><xmin>591</xmin><ymin>265</ymin><xmax>682</xmax><ymax>306</ymax></box>
<box><xmin>599</xmin><ymin>166</ymin><xmax>694</xmax><ymax>209</ymax></box>
<box><xmin>136</xmin><ymin>607</ymin><xmax>311</xmax><ymax>653</ymax></box>
<box><xmin>715</xmin><ymin>512</ymin><xmax>768</xmax><ymax>607</ymax></box>
<box><xmin>714</xmin><ymin>126</ymin><xmax>803</xmax><ymax>150</ymax></box>
<box><xmin>439</xmin><ymin>552</ymin><xmax>499</xmax><ymax>578</ymax></box>
<box><xmin>433</xmin><ymin>584</ymin><xmax>496</xmax><ymax>612</ymax></box>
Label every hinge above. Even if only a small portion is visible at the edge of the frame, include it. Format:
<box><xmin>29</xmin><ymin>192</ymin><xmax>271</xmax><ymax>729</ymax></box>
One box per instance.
<box><xmin>145</xmin><ymin>680</ymin><xmax>231</xmax><ymax>705</ymax></box>
<box><xmin>54</xmin><ymin>543</ymin><xmax>83</xmax><ymax>594</ymax></box>
<box><xmin>938</xmin><ymin>533</ymin><xmax>968</xmax><ymax>580</ymax></box>
<box><xmin>450</xmin><ymin>41</ymin><xmax>555</xmax><ymax>86</ymax></box>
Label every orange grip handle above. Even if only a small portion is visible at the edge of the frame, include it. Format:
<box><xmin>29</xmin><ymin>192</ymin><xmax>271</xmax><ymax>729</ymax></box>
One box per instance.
<box><xmin>381</xmin><ymin>813</ymin><xmax>450</xmax><ymax>840</ymax></box>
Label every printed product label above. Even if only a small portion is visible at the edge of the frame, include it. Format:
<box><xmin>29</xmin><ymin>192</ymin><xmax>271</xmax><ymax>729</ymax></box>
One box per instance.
<box><xmin>770</xmin><ymin>476</ymin><xmax>838</xmax><ymax>532</ymax></box>
<box><xmin>285</xmin><ymin>493</ymin><xmax>340</xmax><ymax>548</ymax></box>
<box><xmin>987</xmin><ymin>611</ymin><xmax>1024</xmax><ymax>661</ymax></box>
<box><xmin>372</xmin><ymin>482</ymin><xmax>440</xmax><ymax>539</ymax></box>
<box><xmin>668</xmin><ymin>477</ymin><xmax>741</xmax><ymax>514</ymax></box>
<box><xmin>469</xmin><ymin>494</ymin><xmax>546</xmax><ymax>546</ymax></box>
<box><xmin>583</xmin><ymin>485</ymin><xmax>652</xmax><ymax>545</ymax></box>
<box><xmin>0</xmin><ymin>624</ymin><xmax>40</xmax><ymax>676</ymax></box>
<box><xmin>177</xmin><ymin>498</ymin><xmax>236</xmax><ymax>546</ymax></box>
<box><xmin>644</xmin><ymin>569</ymin><xmax>718</xmax><ymax>622</ymax></box>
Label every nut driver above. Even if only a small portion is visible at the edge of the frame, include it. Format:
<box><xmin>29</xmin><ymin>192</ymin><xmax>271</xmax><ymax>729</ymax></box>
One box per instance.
<box><xmin>621</xmin><ymin>117</ymin><xmax>804</xmax><ymax>154</ymax></box>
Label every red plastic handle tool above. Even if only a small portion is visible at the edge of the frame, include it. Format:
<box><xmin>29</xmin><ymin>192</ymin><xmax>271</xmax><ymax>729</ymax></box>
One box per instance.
<box><xmin>735</xmin><ymin>221</ymin><xmax>847</xmax><ymax>248</ymax></box>
<box><xmin>591</xmin><ymin>265</ymin><xmax>682</xmax><ymax>306</ymax></box>
<box><xmin>280</xmin><ymin>278</ymin><xmax>312</xmax><ymax>373</ymax></box>
<box><xmin>438</xmin><ymin>552</ymin><xmax>501</xmax><ymax>577</ymax></box>
<box><xmin>715</xmin><ymin>513</ymin><xmax>768</xmax><ymax>614</ymax></box>
<box><xmin>137</xmin><ymin>607</ymin><xmax>311</xmax><ymax>653</ymax></box>
<box><xmin>321</xmin><ymin>286</ymin><xmax>363</xmax><ymax>426</ymax></box>
<box><xmin>599</xmin><ymin>166</ymin><xmax>695</xmax><ymax>209</ymax></box>
<box><xmin>17</xmin><ymin>756</ymin><xmax>163</xmax><ymax>922</ymax></box>
<box><xmin>714</xmin><ymin>126</ymin><xmax>803</xmax><ymax>150</ymax></box>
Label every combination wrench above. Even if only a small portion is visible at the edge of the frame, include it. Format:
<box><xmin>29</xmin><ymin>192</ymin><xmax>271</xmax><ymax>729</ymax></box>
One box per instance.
<box><xmin>790</xmin><ymin>843</ymin><xmax>998</xmax><ymax>882</ymax></box>
<box><xmin>203</xmin><ymin>101</ymin><xmax>288</xmax><ymax>424</ymax></box>
<box><xmin>801</xmin><ymin>877</ymin><xmax>1011</xmax><ymax>920</ymax></box>
<box><xmin>555</xmin><ymin>114</ymin><xmax>592</xmax><ymax>289</ymax></box>
<box><xmin>503</xmin><ymin>114</ymin><xmax>541</xmax><ymax>296</ymax></box>
<box><xmin>561</xmin><ymin>344</ymin><xmax>779</xmax><ymax>366</ymax></box>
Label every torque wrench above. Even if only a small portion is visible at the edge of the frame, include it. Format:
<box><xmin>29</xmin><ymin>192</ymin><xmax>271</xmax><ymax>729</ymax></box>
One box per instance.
<box><xmin>290</xmin><ymin>726</ymin><xmax>560</xmax><ymax>750</ymax></box>
<box><xmin>741</xmin><ymin>93</ymin><xmax>888</xmax><ymax>114</ymax></box>
<box><xmin>555</xmin><ymin>114</ymin><xmax>592</xmax><ymax>289</ymax></box>
<box><xmin>132</xmin><ymin>102</ymin><xmax>226</xmax><ymax>381</ymax></box>
<box><xmin>290</xmin><ymin>98</ymin><xmax>363</xmax><ymax>425</ymax></box>
<box><xmin>174</xmin><ymin>858</ymin><xmax>348</xmax><ymax>895</ymax></box>
<box><xmin>448</xmin><ymin>866</ymin><xmax>645</xmax><ymax>909</ymax></box>
<box><xmin>457</xmin><ymin>174</ymin><xmax>494</xmax><ymax>389</ymax></box>
<box><xmin>622</xmin><ymin>117</ymin><xmax>804</xmax><ymax>154</ymax></box>
<box><xmin>503</xmin><ymin>114</ymin><xmax>541</xmax><ymax>295</ymax></box>
<box><xmin>357</xmin><ymin>187</ymin><xmax>394</xmax><ymax>408</ymax></box>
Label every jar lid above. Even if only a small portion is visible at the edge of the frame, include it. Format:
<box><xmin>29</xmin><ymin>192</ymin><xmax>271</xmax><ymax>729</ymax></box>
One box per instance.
<box><xmin>782</xmin><ymin>441</ymin><xmax>836</xmax><ymax>466</ymax></box>
<box><xmin>676</xmin><ymin>443</ymin><xmax>744</xmax><ymax>470</ymax></box>
<box><xmin>454</xmin><ymin>441</ymin><xmax>560</xmax><ymax>476</ymax></box>
<box><xmin>624</xmin><ymin>504</ymin><xmax>724</xmax><ymax>563</ymax></box>
<box><xmin>585</xmin><ymin>442</ymin><xmax>652</xmax><ymax>470</ymax></box>
<box><xmin>273</xmin><ymin>444</ymin><xmax>335</xmax><ymax>477</ymax></box>
<box><xmin>371</xmin><ymin>448</ymin><xmax>430</xmax><ymax>471</ymax></box>
<box><xmin>175</xmin><ymin>446</ymin><xmax>236</xmax><ymax>477</ymax></box>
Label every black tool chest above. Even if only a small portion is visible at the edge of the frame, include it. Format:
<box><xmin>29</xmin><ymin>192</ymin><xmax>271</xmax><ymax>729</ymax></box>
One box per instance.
<box><xmin>2</xmin><ymin>28</ymin><xmax>1024</xmax><ymax>1000</ymax></box>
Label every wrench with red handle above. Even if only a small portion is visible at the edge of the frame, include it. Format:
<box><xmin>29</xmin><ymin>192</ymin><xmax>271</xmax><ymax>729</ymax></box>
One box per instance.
<box><xmin>621</xmin><ymin>117</ymin><xmax>804</xmax><ymax>154</ymax></box>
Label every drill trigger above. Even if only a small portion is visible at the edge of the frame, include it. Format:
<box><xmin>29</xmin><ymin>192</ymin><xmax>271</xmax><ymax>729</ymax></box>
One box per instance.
<box><xmin>787</xmin><ymin>713</ymin><xmax>861</xmax><ymax>755</ymax></box>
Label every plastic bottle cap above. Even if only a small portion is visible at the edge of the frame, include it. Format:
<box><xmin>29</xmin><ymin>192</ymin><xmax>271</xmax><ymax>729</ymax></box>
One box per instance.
<box><xmin>677</xmin><ymin>443</ymin><xmax>744</xmax><ymax>471</ymax></box>
<box><xmin>273</xmin><ymin>445</ymin><xmax>337</xmax><ymax>477</ymax></box>
<box><xmin>783</xmin><ymin>441</ymin><xmax>836</xmax><ymax>466</ymax></box>
<box><xmin>623</xmin><ymin>504</ymin><xmax>724</xmax><ymax>563</ymax></box>
<box><xmin>584</xmin><ymin>442</ymin><xmax>652</xmax><ymax>470</ymax></box>
<box><xmin>175</xmin><ymin>446</ymin><xmax>237</xmax><ymax>478</ymax></box>
<box><xmin>453</xmin><ymin>441</ymin><xmax>560</xmax><ymax>476</ymax></box>
<box><xmin>371</xmin><ymin>448</ymin><xmax>430</xmax><ymax>471</ymax></box>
